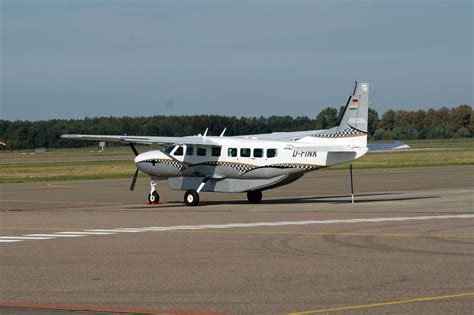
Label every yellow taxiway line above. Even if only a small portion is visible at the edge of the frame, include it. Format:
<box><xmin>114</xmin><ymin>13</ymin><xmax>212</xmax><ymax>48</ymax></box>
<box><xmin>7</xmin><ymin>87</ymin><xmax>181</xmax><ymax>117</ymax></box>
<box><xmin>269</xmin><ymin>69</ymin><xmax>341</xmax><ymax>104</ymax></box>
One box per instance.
<box><xmin>288</xmin><ymin>292</ymin><xmax>474</xmax><ymax>314</ymax></box>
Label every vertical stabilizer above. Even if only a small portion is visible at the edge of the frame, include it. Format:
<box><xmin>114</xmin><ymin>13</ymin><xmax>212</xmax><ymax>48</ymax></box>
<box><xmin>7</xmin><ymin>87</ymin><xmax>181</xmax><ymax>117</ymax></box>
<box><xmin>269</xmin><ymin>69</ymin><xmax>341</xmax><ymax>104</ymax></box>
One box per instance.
<box><xmin>303</xmin><ymin>81</ymin><xmax>369</xmax><ymax>147</ymax></box>
<box><xmin>337</xmin><ymin>81</ymin><xmax>369</xmax><ymax>133</ymax></box>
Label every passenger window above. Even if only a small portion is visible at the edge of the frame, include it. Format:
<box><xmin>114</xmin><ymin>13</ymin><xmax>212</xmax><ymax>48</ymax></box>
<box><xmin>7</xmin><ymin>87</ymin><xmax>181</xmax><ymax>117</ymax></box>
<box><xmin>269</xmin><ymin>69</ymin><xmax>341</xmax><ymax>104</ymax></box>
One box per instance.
<box><xmin>186</xmin><ymin>146</ymin><xmax>194</xmax><ymax>156</ymax></box>
<box><xmin>174</xmin><ymin>146</ymin><xmax>183</xmax><ymax>156</ymax></box>
<box><xmin>211</xmin><ymin>147</ymin><xmax>221</xmax><ymax>157</ymax></box>
<box><xmin>267</xmin><ymin>149</ymin><xmax>277</xmax><ymax>158</ymax></box>
<box><xmin>197</xmin><ymin>147</ymin><xmax>207</xmax><ymax>156</ymax></box>
<box><xmin>228</xmin><ymin>148</ymin><xmax>237</xmax><ymax>157</ymax></box>
<box><xmin>253</xmin><ymin>148</ymin><xmax>263</xmax><ymax>158</ymax></box>
<box><xmin>240</xmin><ymin>148</ymin><xmax>251</xmax><ymax>157</ymax></box>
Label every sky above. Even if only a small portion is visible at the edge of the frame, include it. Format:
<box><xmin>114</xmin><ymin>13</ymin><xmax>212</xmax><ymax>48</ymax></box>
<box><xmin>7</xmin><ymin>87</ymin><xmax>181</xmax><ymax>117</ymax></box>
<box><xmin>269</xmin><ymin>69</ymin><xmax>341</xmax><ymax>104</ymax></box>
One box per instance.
<box><xmin>0</xmin><ymin>0</ymin><xmax>472</xmax><ymax>121</ymax></box>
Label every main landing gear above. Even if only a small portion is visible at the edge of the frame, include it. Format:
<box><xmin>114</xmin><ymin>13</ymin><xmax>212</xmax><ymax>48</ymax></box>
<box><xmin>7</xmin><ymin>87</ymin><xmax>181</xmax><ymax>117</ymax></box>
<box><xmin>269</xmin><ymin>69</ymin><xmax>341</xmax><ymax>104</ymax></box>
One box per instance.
<box><xmin>247</xmin><ymin>190</ymin><xmax>262</xmax><ymax>204</ymax></box>
<box><xmin>184</xmin><ymin>189</ymin><xmax>199</xmax><ymax>206</ymax></box>
<box><xmin>184</xmin><ymin>178</ymin><xmax>210</xmax><ymax>207</ymax></box>
<box><xmin>148</xmin><ymin>179</ymin><xmax>160</xmax><ymax>203</ymax></box>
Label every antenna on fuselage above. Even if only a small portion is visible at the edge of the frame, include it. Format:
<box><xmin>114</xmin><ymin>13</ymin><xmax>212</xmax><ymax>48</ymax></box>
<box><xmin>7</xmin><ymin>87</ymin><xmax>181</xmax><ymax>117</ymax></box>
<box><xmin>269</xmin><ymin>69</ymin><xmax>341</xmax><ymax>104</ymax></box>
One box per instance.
<box><xmin>219</xmin><ymin>128</ymin><xmax>226</xmax><ymax>137</ymax></box>
<box><xmin>203</xmin><ymin>128</ymin><xmax>208</xmax><ymax>138</ymax></box>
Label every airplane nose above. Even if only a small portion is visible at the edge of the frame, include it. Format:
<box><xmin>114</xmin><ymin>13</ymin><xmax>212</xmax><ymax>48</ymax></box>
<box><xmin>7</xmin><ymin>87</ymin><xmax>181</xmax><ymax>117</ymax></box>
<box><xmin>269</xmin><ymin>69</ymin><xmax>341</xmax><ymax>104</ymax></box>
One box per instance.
<box><xmin>134</xmin><ymin>153</ymin><xmax>145</xmax><ymax>164</ymax></box>
<box><xmin>135</xmin><ymin>150</ymin><xmax>157</xmax><ymax>164</ymax></box>
<box><xmin>134</xmin><ymin>153</ymin><xmax>149</xmax><ymax>172</ymax></box>
<box><xmin>134</xmin><ymin>151</ymin><xmax>158</xmax><ymax>175</ymax></box>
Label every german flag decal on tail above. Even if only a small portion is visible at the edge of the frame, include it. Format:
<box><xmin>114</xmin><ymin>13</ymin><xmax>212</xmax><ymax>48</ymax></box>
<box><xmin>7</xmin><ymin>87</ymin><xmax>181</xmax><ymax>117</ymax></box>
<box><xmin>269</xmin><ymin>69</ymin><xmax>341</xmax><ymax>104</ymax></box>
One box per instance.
<box><xmin>350</xmin><ymin>98</ymin><xmax>358</xmax><ymax>110</ymax></box>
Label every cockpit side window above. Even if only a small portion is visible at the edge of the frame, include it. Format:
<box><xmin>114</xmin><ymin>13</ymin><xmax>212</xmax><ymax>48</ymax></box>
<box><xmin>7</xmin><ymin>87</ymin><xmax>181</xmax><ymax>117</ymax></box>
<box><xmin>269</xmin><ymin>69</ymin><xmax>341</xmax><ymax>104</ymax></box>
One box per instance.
<box><xmin>173</xmin><ymin>146</ymin><xmax>184</xmax><ymax>156</ymax></box>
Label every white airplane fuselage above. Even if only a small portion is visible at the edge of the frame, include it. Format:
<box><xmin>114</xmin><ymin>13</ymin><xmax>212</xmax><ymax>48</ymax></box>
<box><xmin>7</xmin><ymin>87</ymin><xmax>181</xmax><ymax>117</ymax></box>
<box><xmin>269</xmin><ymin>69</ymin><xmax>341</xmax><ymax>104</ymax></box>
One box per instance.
<box><xmin>135</xmin><ymin>136</ymin><xmax>368</xmax><ymax>193</ymax></box>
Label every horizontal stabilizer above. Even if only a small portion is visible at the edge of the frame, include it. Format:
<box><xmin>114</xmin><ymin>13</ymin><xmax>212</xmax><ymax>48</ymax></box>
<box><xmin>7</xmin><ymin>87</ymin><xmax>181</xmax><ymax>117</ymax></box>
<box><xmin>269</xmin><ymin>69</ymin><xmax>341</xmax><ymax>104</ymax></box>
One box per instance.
<box><xmin>284</xmin><ymin>144</ymin><xmax>363</xmax><ymax>152</ymax></box>
<box><xmin>368</xmin><ymin>141</ymin><xmax>410</xmax><ymax>151</ymax></box>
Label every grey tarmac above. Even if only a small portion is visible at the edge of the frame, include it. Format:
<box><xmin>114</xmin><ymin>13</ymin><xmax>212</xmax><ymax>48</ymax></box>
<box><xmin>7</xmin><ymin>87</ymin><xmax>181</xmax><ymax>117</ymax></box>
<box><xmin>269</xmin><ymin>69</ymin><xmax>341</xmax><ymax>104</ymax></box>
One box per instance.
<box><xmin>0</xmin><ymin>165</ymin><xmax>473</xmax><ymax>314</ymax></box>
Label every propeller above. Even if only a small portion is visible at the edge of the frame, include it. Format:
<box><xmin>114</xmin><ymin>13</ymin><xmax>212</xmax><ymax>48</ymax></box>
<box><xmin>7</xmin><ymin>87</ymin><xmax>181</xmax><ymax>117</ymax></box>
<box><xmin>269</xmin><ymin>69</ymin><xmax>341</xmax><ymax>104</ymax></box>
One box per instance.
<box><xmin>130</xmin><ymin>168</ymin><xmax>139</xmax><ymax>191</ymax></box>
<box><xmin>129</xmin><ymin>143</ymin><xmax>139</xmax><ymax>191</ymax></box>
<box><xmin>129</xmin><ymin>143</ymin><xmax>139</xmax><ymax>156</ymax></box>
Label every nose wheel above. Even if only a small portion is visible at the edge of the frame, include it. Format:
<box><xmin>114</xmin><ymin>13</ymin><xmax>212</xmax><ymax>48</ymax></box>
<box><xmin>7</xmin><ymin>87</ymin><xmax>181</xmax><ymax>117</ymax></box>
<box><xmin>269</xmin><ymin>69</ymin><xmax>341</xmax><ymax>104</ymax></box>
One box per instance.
<box><xmin>147</xmin><ymin>179</ymin><xmax>160</xmax><ymax>203</ymax></box>
<box><xmin>148</xmin><ymin>191</ymin><xmax>160</xmax><ymax>203</ymax></box>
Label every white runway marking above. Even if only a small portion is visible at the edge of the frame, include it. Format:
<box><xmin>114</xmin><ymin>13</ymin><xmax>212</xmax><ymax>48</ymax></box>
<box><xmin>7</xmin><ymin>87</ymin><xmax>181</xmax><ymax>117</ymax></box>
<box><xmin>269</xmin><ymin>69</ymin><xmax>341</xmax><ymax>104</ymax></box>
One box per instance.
<box><xmin>86</xmin><ymin>229</ymin><xmax>141</xmax><ymax>233</ymax></box>
<box><xmin>136</xmin><ymin>214</ymin><xmax>474</xmax><ymax>231</ymax></box>
<box><xmin>0</xmin><ymin>236</ymin><xmax>53</xmax><ymax>240</ymax></box>
<box><xmin>25</xmin><ymin>234</ymin><xmax>85</xmax><ymax>238</ymax></box>
<box><xmin>86</xmin><ymin>229</ymin><xmax>143</xmax><ymax>233</ymax></box>
<box><xmin>1</xmin><ymin>214</ymin><xmax>473</xmax><ymax>244</ymax></box>
<box><xmin>57</xmin><ymin>231</ymin><xmax>116</xmax><ymax>235</ymax></box>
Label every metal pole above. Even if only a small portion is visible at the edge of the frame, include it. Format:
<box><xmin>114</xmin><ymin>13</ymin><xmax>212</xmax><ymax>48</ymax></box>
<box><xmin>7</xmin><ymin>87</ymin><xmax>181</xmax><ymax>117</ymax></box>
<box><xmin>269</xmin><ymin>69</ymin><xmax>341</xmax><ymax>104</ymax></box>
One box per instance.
<box><xmin>350</xmin><ymin>163</ymin><xmax>354</xmax><ymax>204</ymax></box>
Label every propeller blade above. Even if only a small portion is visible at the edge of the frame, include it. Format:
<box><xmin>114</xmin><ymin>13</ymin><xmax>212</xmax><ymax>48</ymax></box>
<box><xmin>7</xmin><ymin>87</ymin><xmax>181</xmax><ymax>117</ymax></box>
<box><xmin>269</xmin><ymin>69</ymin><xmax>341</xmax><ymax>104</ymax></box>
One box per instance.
<box><xmin>129</xmin><ymin>143</ymin><xmax>139</xmax><ymax>156</ymax></box>
<box><xmin>130</xmin><ymin>168</ymin><xmax>139</xmax><ymax>191</ymax></box>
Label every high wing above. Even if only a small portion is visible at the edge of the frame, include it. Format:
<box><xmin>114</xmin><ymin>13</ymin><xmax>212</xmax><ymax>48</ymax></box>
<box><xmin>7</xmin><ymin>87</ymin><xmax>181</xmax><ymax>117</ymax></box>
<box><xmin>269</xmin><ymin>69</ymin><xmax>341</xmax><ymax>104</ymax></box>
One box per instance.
<box><xmin>235</xmin><ymin>130</ymin><xmax>323</xmax><ymax>141</ymax></box>
<box><xmin>61</xmin><ymin>134</ymin><xmax>221</xmax><ymax>146</ymax></box>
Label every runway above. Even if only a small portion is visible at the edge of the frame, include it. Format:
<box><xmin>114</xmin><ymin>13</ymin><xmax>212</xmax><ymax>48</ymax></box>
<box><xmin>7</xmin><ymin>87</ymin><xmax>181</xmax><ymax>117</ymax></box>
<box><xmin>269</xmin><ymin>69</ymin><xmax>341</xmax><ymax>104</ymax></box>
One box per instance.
<box><xmin>1</xmin><ymin>165</ymin><xmax>473</xmax><ymax>314</ymax></box>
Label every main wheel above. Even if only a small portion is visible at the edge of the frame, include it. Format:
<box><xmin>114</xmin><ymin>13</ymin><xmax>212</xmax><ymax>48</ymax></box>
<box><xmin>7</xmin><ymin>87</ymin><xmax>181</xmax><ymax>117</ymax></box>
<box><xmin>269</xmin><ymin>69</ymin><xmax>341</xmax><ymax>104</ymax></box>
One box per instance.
<box><xmin>247</xmin><ymin>190</ymin><xmax>262</xmax><ymax>204</ymax></box>
<box><xmin>148</xmin><ymin>191</ymin><xmax>160</xmax><ymax>203</ymax></box>
<box><xmin>184</xmin><ymin>189</ymin><xmax>200</xmax><ymax>206</ymax></box>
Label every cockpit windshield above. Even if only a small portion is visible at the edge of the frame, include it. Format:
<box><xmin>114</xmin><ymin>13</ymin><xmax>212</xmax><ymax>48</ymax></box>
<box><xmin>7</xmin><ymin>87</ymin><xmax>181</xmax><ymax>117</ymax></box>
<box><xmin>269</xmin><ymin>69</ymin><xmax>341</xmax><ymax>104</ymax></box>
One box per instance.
<box><xmin>163</xmin><ymin>145</ymin><xmax>175</xmax><ymax>154</ymax></box>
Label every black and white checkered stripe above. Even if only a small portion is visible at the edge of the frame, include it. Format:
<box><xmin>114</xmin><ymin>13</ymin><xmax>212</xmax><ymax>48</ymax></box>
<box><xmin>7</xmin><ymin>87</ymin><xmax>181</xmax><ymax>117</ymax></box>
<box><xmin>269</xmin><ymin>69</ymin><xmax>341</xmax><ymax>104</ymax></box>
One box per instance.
<box><xmin>193</xmin><ymin>161</ymin><xmax>256</xmax><ymax>173</ymax></box>
<box><xmin>145</xmin><ymin>160</ymin><xmax>257</xmax><ymax>173</ymax></box>
<box><xmin>145</xmin><ymin>159</ymin><xmax>186</xmax><ymax>170</ymax></box>
<box><xmin>219</xmin><ymin>162</ymin><xmax>255</xmax><ymax>173</ymax></box>
<box><xmin>265</xmin><ymin>164</ymin><xmax>319</xmax><ymax>171</ymax></box>
<box><xmin>312</xmin><ymin>128</ymin><xmax>366</xmax><ymax>138</ymax></box>
<box><xmin>146</xmin><ymin>160</ymin><xmax>319</xmax><ymax>174</ymax></box>
<box><xmin>241</xmin><ymin>163</ymin><xmax>319</xmax><ymax>174</ymax></box>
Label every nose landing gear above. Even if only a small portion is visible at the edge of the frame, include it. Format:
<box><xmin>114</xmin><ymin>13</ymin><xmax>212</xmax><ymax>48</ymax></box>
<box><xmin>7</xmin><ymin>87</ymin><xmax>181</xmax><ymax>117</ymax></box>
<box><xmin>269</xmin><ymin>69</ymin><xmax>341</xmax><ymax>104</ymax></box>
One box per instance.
<box><xmin>147</xmin><ymin>179</ymin><xmax>160</xmax><ymax>203</ymax></box>
<box><xmin>148</xmin><ymin>191</ymin><xmax>160</xmax><ymax>203</ymax></box>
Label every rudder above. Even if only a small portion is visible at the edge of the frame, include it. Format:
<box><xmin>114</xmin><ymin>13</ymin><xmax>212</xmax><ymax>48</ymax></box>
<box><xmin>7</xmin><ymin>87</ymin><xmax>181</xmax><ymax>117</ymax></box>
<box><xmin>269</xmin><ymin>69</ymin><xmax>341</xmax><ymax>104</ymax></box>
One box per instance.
<box><xmin>337</xmin><ymin>81</ymin><xmax>369</xmax><ymax>133</ymax></box>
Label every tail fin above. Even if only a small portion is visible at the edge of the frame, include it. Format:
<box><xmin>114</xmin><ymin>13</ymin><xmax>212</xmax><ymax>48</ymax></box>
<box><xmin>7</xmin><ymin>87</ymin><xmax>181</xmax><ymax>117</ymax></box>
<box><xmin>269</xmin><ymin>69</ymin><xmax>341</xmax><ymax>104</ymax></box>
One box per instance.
<box><xmin>337</xmin><ymin>81</ymin><xmax>369</xmax><ymax>133</ymax></box>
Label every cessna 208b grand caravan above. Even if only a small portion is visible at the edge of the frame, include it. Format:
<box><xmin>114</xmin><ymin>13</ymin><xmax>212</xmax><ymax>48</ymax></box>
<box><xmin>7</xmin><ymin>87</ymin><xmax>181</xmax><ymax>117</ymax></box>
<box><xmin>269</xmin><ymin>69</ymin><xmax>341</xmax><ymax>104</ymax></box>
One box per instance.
<box><xmin>63</xmin><ymin>81</ymin><xmax>373</xmax><ymax>206</ymax></box>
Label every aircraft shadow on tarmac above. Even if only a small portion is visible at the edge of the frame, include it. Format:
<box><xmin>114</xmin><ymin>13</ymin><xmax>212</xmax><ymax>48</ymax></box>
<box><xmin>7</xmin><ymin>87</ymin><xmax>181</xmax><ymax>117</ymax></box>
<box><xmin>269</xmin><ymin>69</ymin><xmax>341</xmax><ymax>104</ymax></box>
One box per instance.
<box><xmin>126</xmin><ymin>193</ymin><xmax>439</xmax><ymax>209</ymax></box>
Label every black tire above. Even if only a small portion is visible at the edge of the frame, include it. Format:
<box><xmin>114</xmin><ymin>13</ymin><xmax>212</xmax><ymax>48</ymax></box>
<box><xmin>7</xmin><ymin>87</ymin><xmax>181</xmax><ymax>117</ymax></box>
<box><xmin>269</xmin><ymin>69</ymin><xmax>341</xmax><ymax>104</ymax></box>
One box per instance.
<box><xmin>148</xmin><ymin>191</ymin><xmax>160</xmax><ymax>203</ymax></box>
<box><xmin>184</xmin><ymin>189</ymin><xmax>200</xmax><ymax>206</ymax></box>
<box><xmin>247</xmin><ymin>190</ymin><xmax>262</xmax><ymax>204</ymax></box>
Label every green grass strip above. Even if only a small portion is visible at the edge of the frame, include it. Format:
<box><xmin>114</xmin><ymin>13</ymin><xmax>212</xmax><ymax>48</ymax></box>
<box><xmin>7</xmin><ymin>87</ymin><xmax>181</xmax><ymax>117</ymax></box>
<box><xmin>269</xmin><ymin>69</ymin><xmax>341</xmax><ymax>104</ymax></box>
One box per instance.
<box><xmin>0</xmin><ymin>149</ymin><xmax>472</xmax><ymax>183</ymax></box>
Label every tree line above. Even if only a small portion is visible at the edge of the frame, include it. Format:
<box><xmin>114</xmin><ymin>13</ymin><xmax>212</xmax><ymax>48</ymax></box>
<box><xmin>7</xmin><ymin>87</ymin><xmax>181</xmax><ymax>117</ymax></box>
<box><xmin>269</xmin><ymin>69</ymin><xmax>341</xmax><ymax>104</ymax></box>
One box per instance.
<box><xmin>0</xmin><ymin>105</ymin><xmax>471</xmax><ymax>150</ymax></box>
